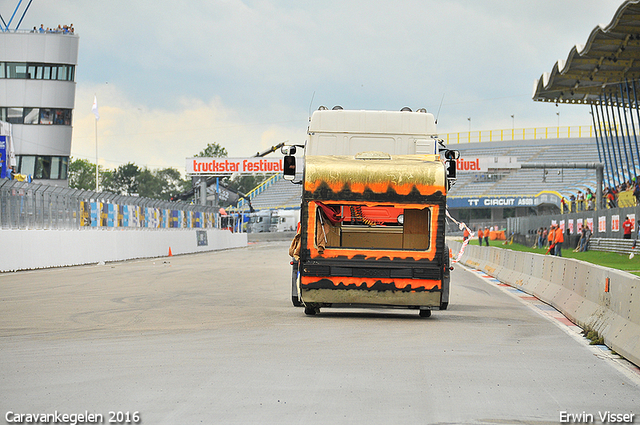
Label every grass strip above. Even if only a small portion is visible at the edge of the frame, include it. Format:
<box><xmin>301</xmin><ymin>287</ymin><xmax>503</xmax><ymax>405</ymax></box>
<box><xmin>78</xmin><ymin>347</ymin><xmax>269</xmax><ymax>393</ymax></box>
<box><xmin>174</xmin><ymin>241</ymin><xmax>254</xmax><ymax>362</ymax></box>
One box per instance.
<box><xmin>465</xmin><ymin>239</ymin><xmax>640</xmax><ymax>277</ymax></box>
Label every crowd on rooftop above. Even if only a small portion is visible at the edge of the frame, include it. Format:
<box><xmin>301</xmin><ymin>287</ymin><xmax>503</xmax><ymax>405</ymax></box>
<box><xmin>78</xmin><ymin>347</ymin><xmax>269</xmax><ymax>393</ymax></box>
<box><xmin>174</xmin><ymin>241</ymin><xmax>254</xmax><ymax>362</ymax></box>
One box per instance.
<box><xmin>31</xmin><ymin>24</ymin><xmax>74</xmax><ymax>34</ymax></box>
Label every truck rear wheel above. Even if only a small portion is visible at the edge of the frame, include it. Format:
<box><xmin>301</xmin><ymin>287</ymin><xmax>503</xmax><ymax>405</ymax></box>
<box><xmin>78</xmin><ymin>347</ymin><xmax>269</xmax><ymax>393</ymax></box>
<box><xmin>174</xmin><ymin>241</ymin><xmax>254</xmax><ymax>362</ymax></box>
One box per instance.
<box><xmin>419</xmin><ymin>309</ymin><xmax>432</xmax><ymax>318</ymax></box>
<box><xmin>291</xmin><ymin>260</ymin><xmax>302</xmax><ymax>307</ymax></box>
<box><xmin>304</xmin><ymin>306</ymin><xmax>318</xmax><ymax>316</ymax></box>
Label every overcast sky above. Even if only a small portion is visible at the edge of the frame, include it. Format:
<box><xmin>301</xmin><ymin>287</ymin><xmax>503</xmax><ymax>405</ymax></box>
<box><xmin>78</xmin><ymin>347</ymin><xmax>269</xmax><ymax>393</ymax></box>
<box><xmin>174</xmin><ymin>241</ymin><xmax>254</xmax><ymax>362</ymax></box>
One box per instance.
<box><xmin>15</xmin><ymin>0</ymin><xmax>628</xmax><ymax>171</ymax></box>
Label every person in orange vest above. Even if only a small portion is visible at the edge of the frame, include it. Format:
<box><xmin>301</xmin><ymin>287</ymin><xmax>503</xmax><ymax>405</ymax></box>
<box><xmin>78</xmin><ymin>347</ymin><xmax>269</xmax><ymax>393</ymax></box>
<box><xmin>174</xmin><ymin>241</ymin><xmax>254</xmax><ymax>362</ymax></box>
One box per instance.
<box><xmin>547</xmin><ymin>225</ymin><xmax>556</xmax><ymax>254</ymax></box>
<box><xmin>484</xmin><ymin>227</ymin><xmax>490</xmax><ymax>246</ymax></box>
<box><xmin>477</xmin><ymin>227</ymin><xmax>483</xmax><ymax>246</ymax></box>
<box><xmin>554</xmin><ymin>224</ymin><xmax>564</xmax><ymax>256</ymax></box>
<box><xmin>463</xmin><ymin>227</ymin><xmax>470</xmax><ymax>242</ymax></box>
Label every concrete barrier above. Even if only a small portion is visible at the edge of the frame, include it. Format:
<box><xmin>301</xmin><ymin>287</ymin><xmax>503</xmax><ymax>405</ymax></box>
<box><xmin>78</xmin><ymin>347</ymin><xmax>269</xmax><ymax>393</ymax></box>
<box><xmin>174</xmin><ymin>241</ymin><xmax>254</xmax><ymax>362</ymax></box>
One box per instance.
<box><xmin>450</xmin><ymin>240</ymin><xmax>640</xmax><ymax>367</ymax></box>
<box><xmin>0</xmin><ymin>228</ymin><xmax>247</xmax><ymax>272</ymax></box>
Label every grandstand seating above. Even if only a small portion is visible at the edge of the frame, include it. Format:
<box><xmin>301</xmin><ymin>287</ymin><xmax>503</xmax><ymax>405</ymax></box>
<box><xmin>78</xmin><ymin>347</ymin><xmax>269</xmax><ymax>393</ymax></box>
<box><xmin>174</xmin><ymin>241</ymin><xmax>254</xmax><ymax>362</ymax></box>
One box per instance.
<box><xmin>243</xmin><ymin>137</ymin><xmax>604</xmax><ymax>210</ymax></box>
<box><xmin>449</xmin><ymin>137</ymin><xmax>603</xmax><ymax>199</ymax></box>
<box><xmin>242</xmin><ymin>172</ymin><xmax>303</xmax><ymax>211</ymax></box>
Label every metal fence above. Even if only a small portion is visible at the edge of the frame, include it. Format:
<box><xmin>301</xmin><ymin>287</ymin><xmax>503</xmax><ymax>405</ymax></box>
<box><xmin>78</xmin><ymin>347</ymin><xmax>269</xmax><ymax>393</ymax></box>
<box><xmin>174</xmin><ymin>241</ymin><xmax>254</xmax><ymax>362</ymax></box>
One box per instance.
<box><xmin>507</xmin><ymin>204</ymin><xmax>640</xmax><ymax>240</ymax></box>
<box><xmin>0</xmin><ymin>179</ymin><xmax>226</xmax><ymax>230</ymax></box>
<box><xmin>442</xmin><ymin>125</ymin><xmax>594</xmax><ymax>145</ymax></box>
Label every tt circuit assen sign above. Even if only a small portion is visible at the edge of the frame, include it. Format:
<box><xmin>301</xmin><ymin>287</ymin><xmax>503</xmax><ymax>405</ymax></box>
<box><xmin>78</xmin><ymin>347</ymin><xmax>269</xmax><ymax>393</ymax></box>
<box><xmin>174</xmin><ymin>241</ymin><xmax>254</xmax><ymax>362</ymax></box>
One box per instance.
<box><xmin>187</xmin><ymin>157</ymin><xmax>284</xmax><ymax>175</ymax></box>
<box><xmin>447</xmin><ymin>196</ymin><xmax>540</xmax><ymax>208</ymax></box>
<box><xmin>448</xmin><ymin>192</ymin><xmax>561</xmax><ymax>209</ymax></box>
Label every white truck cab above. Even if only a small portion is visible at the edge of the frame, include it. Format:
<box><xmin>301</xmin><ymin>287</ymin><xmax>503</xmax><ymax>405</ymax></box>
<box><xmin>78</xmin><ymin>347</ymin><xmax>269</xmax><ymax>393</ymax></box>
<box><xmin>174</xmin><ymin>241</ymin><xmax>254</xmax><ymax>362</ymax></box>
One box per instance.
<box><xmin>306</xmin><ymin>108</ymin><xmax>439</xmax><ymax>156</ymax></box>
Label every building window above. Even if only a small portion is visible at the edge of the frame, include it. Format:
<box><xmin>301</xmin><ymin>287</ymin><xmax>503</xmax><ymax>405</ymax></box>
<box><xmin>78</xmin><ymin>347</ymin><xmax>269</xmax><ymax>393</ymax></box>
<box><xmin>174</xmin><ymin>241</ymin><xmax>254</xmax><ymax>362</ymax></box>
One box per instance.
<box><xmin>17</xmin><ymin>155</ymin><xmax>69</xmax><ymax>180</ymax></box>
<box><xmin>7</xmin><ymin>63</ymin><xmax>27</xmax><ymax>79</ymax></box>
<box><xmin>35</xmin><ymin>156</ymin><xmax>52</xmax><ymax>179</ymax></box>
<box><xmin>18</xmin><ymin>156</ymin><xmax>36</xmax><ymax>176</ymax></box>
<box><xmin>23</xmin><ymin>108</ymin><xmax>39</xmax><ymax>124</ymax></box>
<box><xmin>7</xmin><ymin>108</ymin><xmax>22</xmax><ymax>124</ymax></box>
<box><xmin>40</xmin><ymin>109</ymin><xmax>53</xmax><ymax>125</ymax></box>
<box><xmin>0</xmin><ymin>108</ymin><xmax>72</xmax><ymax>125</ymax></box>
<box><xmin>0</xmin><ymin>62</ymin><xmax>75</xmax><ymax>81</ymax></box>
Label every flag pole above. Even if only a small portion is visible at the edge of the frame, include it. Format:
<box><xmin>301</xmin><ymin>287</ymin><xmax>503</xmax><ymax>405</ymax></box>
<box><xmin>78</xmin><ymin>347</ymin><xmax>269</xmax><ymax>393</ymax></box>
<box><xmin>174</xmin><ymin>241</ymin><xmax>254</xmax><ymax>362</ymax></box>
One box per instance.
<box><xmin>95</xmin><ymin>116</ymin><xmax>98</xmax><ymax>192</ymax></box>
<box><xmin>92</xmin><ymin>94</ymin><xmax>100</xmax><ymax>192</ymax></box>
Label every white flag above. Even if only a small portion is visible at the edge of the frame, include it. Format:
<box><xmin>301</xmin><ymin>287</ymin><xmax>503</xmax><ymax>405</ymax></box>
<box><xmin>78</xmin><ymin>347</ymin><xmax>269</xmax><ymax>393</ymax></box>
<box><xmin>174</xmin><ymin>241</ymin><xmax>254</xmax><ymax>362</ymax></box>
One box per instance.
<box><xmin>91</xmin><ymin>96</ymin><xmax>100</xmax><ymax>120</ymax></box>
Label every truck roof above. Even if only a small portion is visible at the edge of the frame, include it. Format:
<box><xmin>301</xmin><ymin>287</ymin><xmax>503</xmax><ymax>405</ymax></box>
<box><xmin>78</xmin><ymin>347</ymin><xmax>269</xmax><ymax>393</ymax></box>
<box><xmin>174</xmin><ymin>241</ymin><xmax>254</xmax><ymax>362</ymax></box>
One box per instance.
<box><xmin>308</xmin><ymin>109</ymin><xmax>437</xmax><ymax>136</ymax></box>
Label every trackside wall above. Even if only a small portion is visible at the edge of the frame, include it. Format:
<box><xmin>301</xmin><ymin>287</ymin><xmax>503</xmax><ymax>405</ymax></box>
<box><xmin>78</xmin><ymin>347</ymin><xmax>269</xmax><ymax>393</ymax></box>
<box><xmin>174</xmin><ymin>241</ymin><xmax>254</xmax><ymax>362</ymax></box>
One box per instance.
<box><xmin>449</xmin><ymin>240</ymin><xmax>640</xmax><ymax>367</ymax></box>
<box><xmin>0</xmin><ymin>229</ymin><xmax>247</xmax><ymax>272</ymax></box>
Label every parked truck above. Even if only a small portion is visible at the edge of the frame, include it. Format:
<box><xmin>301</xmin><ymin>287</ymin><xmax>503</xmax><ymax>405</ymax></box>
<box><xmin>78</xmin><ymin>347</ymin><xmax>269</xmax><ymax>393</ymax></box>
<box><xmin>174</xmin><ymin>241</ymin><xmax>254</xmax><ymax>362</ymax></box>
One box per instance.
<box><xmin>284</xmin><ymin>107</ymin><xmax>458</xmax><ymax>317</ymax></box>
<box><xmin>247</xmin><ymin>210</ymin><xmax>272</xmax><ymax>233</ymax></box>
<box><xmin>269</xmin><ymin>209</ymin><xmax>300</xmax><ymax>232</ymax></box>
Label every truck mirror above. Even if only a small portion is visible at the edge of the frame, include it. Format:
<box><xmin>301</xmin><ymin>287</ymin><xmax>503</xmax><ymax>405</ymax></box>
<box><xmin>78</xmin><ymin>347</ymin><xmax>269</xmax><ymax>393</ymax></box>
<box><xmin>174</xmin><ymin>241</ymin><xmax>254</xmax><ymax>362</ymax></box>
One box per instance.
<box><xmin>446</xmin><ymin>159</ymin><xmax>457</xmax><ymax>180</ymax></box>
<box><xmin>283</xmin><ymin>155</ymin><xmax>296</xmax><ymax>180</ymax></box>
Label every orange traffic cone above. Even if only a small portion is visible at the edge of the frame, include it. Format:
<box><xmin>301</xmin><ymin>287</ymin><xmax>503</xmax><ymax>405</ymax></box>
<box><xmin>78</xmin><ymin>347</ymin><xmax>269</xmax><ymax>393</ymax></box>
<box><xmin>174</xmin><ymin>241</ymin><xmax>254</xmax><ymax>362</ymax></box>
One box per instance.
<box><xmin>168</xmin><ymin>247</ymin><xmax>173</xmax><ymax>257</ymax></box>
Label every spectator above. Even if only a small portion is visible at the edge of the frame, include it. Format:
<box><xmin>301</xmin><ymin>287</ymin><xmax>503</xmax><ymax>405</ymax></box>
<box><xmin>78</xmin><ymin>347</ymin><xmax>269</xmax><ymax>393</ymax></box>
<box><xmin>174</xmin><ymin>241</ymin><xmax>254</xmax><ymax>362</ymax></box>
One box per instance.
<box><xmin>586</xmin><ymin>188</ymin><xmax>594</xmax><ymax>210</ymax></box>
<box><xmin>542</xmin><ymin>227</ymin><xmax>548</xmax><ymax>247</ymax></box>
<box><xmin>484</xmin><ymin>227</ymin><xmax>490</xmax><ymax>246</ymax></box>
<box><xmin>580</xmin><ymin>225</ymin><xmax>592</xmax><ymax>252</ymax></box>
<box><xmin>576</xmin><ymin>190</ymin><xmax>585</xmax><ymax>211</ymax></box>
<box><xmin>477</xmin><ymin>227</ymin><xmax>483</xmax><ymax>246</ymax></box>
<box><xmin>554</xmin><ymin>225</ymin><xmax>564</xmax><ymax>257</ymax></box>
<box><xmin>537</xmin><ymin>227</ymin><xmax>544</xmax><ymax>249</ymax></box>
<box><xmin>569</xmin><ymin>194</ymin><xmax>576</xmax><ymax>212</ymax></box>
<box><xmin>547</xmin><ymin>225</ymin><xmax>555</xmax><ymax>252</ymax></box>
<box><xmin>463</xmin><ymin>227</ymin><xmax>470</xmax><ymax>242</ymax></box>
<box><xmin>623</xmin><ymin>216</ymin><xmax>633</xmax><ymax>239</ymax></box>
<box><xmin>605</xmin><ymin>188</ymin><xmax>617</xmax><ymax>208</ymax></box>
<box><xmin>574</xmin><ymin>226</ymin><xmax>584</xmax><ymax>252</ymax></box>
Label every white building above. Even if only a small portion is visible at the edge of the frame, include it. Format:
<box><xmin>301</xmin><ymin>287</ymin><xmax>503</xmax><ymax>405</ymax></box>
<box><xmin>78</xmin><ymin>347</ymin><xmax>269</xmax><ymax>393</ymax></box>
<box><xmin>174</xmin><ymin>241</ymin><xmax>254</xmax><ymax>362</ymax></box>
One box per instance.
<box><xmin>0</xmin><ymin>29</ymin><xmax>79</xmax><ymax>185</ymax></box>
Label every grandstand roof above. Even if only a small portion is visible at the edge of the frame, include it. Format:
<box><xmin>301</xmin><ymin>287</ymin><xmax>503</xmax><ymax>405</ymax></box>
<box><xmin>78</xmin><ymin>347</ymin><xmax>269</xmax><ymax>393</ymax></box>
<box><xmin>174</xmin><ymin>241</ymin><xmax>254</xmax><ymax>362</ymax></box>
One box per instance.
<box><xmin>533</xmin><ymin>0</ymin><xmax>640</xmax><ymax>106</ymax></box>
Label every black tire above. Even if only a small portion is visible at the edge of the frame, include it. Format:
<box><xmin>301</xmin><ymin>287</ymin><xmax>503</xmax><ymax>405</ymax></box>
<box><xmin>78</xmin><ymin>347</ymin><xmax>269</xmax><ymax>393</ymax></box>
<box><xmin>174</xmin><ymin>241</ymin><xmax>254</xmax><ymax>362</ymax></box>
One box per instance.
<box><xmin>419</xmin><ymin>309</ymin><xmax>432</xmax><ymax>318</ymax></box>
<box><xmin>304</xmin><ymin>306</ymin><xmax>317</xmax><ymax>316</ymax></box>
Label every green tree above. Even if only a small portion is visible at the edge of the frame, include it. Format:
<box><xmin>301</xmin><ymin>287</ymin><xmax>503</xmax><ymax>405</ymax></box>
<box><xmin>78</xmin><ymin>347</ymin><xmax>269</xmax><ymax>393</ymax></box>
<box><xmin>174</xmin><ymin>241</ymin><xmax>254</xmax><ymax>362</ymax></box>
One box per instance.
<box><xmin>68</xmin><ymin>158</ymin><xmax>97</xmax><ymax>190</ymax></box>
<box><xmin>69</xmin><ymin>158</ymin><xmax>191</xmax><ymax>200</ymax></box>
<box><xmin>100</xmin><ymin>169</ymin><xmax>115</xmax><ymax>192</ymax></box>
<box><xmin>195</xmin><ymin>143</ymin><xmax>228</xmax><ymax>158</ymax></box>
<box><xmin>156</xmin><ymin>167</ymin><xmax>191</xmax><ymax>199</ymax></box>
<box><xmin>227</xmin><ymin>173</ymin><xmax>269</xmax><ymax>195</ymax></box>
<box><xmin>136</xmin><ymin>168</ymin><xmax>160</xmax><ymax>199</ymax></box>
<box><xmin>103</xmin><ymin>162</ymin><xmax>140</xmax><ymax>195</ymax></box>
<box><xmin>137</xmin><ymin>167</ymin><xmax>191</xmax><ymax>200</ymax></box>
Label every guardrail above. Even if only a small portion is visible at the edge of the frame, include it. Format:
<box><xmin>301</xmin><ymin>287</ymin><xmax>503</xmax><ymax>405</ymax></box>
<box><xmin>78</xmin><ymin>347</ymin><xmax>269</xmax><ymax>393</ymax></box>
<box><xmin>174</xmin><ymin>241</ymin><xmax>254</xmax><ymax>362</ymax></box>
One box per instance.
<box><xmin>449</xmin><ymin>240</ymin><xmax>640</xmax><ymax>367</ymax></box>
<box><xmin>0</xmin><ymin>179</ymin><xmax>222</xmax><ymax>230</ymax></box>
